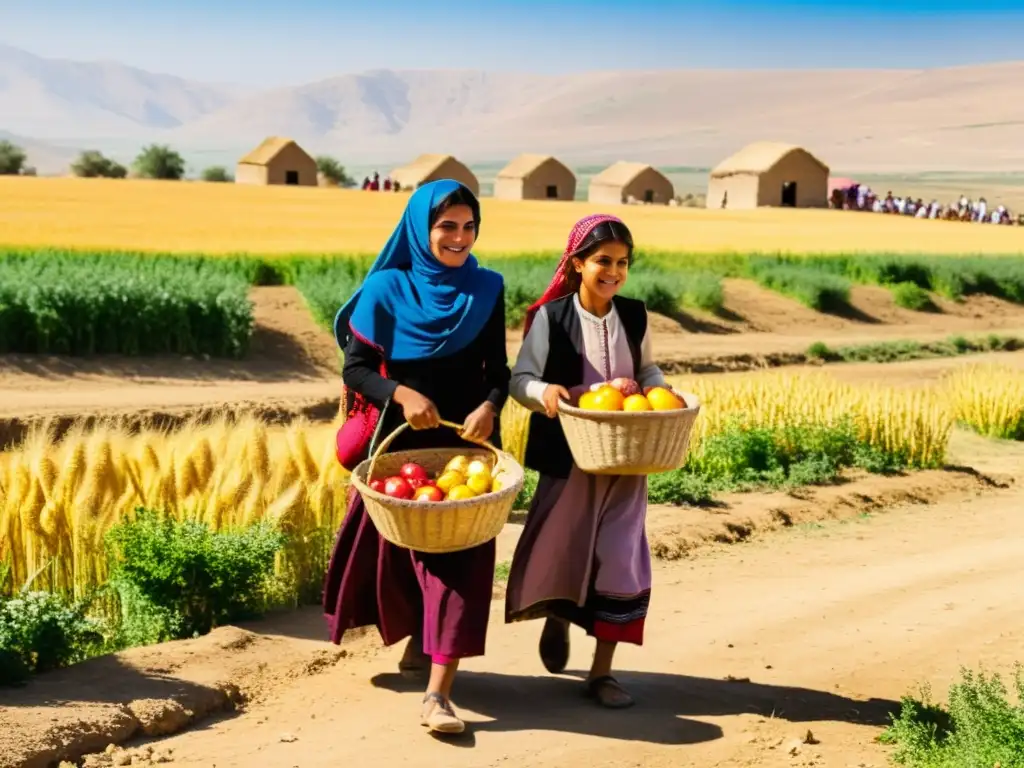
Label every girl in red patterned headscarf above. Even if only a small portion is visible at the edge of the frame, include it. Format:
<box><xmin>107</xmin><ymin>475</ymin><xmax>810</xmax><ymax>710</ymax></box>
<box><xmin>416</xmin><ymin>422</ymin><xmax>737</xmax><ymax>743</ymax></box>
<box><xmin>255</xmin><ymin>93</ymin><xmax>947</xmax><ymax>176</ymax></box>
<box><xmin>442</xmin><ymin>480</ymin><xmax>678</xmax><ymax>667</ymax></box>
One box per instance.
<box><xmin>505</xmin><ymin>213</ymin><xmax>670</xmax><ymax>710</ymax></box>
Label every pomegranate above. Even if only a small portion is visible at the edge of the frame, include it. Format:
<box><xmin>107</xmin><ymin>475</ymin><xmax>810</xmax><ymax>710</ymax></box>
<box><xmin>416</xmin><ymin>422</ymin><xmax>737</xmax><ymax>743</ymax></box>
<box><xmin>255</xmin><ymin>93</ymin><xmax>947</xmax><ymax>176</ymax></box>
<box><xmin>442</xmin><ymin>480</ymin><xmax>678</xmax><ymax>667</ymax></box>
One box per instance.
<box><xmin>608</xmin><ymin>377</ymin><xmax>641</xmax><ymax>397</ymax></box>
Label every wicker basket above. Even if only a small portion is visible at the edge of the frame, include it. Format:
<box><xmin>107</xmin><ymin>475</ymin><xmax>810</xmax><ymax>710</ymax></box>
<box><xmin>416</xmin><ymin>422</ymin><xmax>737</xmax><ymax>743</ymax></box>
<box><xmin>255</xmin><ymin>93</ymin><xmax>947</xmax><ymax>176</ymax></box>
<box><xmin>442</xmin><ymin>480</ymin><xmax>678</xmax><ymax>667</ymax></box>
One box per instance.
<box><xmin>557</xmin><ymin>392</ymin><xmax>702</xmax><ymax>475</ymax></box>
<box><xmin>350</xmin><ymin>420</ymin><xmax>524</xmax><ymax>554</ymax></box>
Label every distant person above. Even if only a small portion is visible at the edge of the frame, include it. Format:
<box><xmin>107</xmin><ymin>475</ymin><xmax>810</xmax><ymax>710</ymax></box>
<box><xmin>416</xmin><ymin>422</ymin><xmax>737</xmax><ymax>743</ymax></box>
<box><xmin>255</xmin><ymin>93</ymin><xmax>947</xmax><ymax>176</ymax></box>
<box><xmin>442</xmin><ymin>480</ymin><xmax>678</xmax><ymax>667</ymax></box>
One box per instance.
<box><xmin>394</xmin><ymin>180</ymin><xmax>402</xmax><ymax>192</ymax></box>
<box><xmin>370</xmin><ymin>171</ymin><xmax>380</xmax><ymax>191</ymax></box>
<box><xmin>362</xmin><ymin>176</ymin><xmax>372</xmax><ymax>190</ymax></box>
<box><xmin>383</xmin><ymin>176</ymin><xmax>392</xmax><ymax>191</ymax></box>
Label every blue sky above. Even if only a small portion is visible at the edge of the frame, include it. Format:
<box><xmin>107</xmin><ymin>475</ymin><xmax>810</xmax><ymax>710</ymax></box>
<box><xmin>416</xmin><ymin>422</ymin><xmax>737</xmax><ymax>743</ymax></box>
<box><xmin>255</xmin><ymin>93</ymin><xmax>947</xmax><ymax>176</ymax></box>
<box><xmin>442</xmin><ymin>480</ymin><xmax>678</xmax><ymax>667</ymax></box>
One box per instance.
<box><xmin>3</xmin><ymin>0</ymin><xmax>1023</xmax><ymax>86</ymax></box>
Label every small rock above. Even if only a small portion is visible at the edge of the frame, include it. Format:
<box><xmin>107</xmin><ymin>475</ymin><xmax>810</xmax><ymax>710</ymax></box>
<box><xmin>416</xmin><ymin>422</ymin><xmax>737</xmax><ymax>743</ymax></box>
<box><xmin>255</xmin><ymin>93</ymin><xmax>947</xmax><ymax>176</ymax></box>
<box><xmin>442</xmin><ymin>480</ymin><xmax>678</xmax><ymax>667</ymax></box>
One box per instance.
<box><xmin>106</xmin><ymin>745</ymin><xmax>119</xmax><ymax>755</ymax></box>
<box><xmin>153</xmin><ymin>754</ymin><xmax>172</xmax><ymax>764</ymax></box>
<box><xmin>114</xmin><ymin>754</ymin><xmax>132</xmax><ymax>767</ymax></box>
<box><xmin>786</xmin><ymin>739</ymin><xmax>803</xmax><ymax>756</ymax></box>
<box><xmin>280</xmin><ymin>733</ymin><xmax>299</xmax><ymax>743</ymax></box>
<box><xmin>804</xmin><ymin>729</ymin><xmax>820</xmax><ymax>745</ymax></box>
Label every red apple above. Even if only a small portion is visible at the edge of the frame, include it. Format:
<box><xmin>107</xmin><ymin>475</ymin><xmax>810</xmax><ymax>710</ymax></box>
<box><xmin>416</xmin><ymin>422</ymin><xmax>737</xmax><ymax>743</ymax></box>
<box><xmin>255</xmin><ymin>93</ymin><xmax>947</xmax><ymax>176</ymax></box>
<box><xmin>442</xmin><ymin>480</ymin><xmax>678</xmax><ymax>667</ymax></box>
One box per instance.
<box><xmin>400</xmin><ymin>463</ymin><xmax>429</xmax><ymax>483</ymax></box>
<box><xmin>609</xmin><ymin>377</ymin><xmax>641</xmax><ymax>397</ymax></box>
<box><xmin>383</xmin><ymin>476</ymin><xmax>413</xmax><ymax>499</ymax></box>
<box><xmin>414</xmin><ymin>485</ymin><xmax>444</xmax><ymax>503</ymax></box>
<box><xmin>369</xmin><ymin>479</ymin><xmax>386</xmax><ymax>493</ymax></box>
<box><xmin>407</xmin><ymin>476</ymin><xmax>428</xmax><ymax>490</ymax></box>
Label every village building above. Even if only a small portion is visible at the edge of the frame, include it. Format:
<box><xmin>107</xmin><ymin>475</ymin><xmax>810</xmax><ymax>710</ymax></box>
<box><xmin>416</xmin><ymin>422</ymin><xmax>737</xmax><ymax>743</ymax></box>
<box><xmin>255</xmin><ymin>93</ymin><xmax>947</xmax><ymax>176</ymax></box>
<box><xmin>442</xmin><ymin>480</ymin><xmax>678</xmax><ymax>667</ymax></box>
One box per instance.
<box><xmin>707</xmin><ymin>142</ymin><xmax>829</xmax><ymax>209</ymax></box>
<box><xmin>493</xmin><ymin>154</ymin><xmax>577</xmax><ymax>201</ymax></box>
<box><xmin>390</xmin><ymin>154</ymin><xmax>479</xmax><ymax>195</ymax></box>
<box><xmin>235</xmin><ymin>137</ymin><xmax>318</xmax><ymax>187</ymax></box>
<box><xmin>587</xmin><ymin>162</ymin><xmax>674</xmax><ymax>205</ymax></box>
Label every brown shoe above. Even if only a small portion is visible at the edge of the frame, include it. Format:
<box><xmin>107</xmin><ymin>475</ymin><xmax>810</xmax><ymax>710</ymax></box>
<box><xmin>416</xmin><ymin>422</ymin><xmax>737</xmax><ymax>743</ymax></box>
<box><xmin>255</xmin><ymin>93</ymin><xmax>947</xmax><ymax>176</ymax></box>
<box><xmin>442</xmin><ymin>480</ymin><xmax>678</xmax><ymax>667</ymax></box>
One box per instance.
<box><xmin>420</xmin><ymin>692</ymin><xmax>465</xmax><ymax>734</ymax></box>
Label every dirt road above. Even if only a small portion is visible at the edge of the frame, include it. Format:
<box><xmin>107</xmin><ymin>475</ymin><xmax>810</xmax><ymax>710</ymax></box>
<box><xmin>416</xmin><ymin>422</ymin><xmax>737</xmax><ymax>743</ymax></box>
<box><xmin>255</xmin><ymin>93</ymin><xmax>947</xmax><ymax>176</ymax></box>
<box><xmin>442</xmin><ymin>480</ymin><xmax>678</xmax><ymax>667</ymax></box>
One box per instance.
<box><xmin>28</xmin><ymin>480</ymin><xmax>1013</xmax><ymax>768</ymax></box>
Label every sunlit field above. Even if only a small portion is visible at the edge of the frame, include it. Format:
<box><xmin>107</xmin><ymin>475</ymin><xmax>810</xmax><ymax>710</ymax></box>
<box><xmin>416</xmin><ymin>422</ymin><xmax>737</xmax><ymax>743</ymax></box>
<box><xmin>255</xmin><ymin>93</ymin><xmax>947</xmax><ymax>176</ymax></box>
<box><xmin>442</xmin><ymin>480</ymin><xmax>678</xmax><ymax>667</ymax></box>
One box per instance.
<box><xmin>3</xmin><ymin>176</ymin><xmax>1024</xmax><ymax>255</ymax></box>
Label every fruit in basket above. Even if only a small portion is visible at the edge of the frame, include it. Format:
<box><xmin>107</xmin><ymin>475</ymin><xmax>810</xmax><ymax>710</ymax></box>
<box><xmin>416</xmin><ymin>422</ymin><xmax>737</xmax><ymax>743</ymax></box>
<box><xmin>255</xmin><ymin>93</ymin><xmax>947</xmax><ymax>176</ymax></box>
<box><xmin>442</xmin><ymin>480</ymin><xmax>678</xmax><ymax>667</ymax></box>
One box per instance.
<box><xmin>646</xmin><ymin>386</ymin><xmax>684</xmax><ymax>411</ymax></box>
<box><xmin>591</xmin><ymin>385</ymin><xmax>625</xmax><ymax>411</ymax></box>
<box><xmin>466</xmin><ymin>471</ymin><xmax>492</xmax><ymax>496</ymax></box>
<box><xmin>447</xmin><ymin>484</ymin><xmax>476</xmax><ymax>501</ymax></box>
<box><xmin>369</xmin><ymin>478</ymin><xmax>386</xmax><ymax>493</ymax></box>
<box><xmin>435</xmin><ymin>470</ymin><xmax>465</xmax><ymax>494</ymax></box>
<box><xmin>608</xmin><ymin>377</ymin><xmax>641</xmax><ymax>396</ymax></box>
<box><xmin>414</xmin><ymin>485</ymin><xmax>445</xmax><ymax>503</ymax></box>
<box><xmin>400</xmin><ymin>462</ymin><xmax>429</xmax><ymax>483</ymax></box>
<box><xmin>466</xmin><ymin>458</ymin><xmax>492</xmax><ymax>477</ymax></box>
<box><xmin>623</xmin><ymin>393</ymin><xmax>652</xmax><ymax>412</ymax></box>
<box><xmin>444</xmin><ymin>455</ymin><xmax>472</xmax><ymax>476</ymax></box>
<box><xmin>383</xmin><ymin>476</ymin><xmax>414</xmax><ymax>499</ymax></box>
<box><xmin>407</xmin><ymin>476</ymin><xmax>433</xmax><ymax>490</ymax></box>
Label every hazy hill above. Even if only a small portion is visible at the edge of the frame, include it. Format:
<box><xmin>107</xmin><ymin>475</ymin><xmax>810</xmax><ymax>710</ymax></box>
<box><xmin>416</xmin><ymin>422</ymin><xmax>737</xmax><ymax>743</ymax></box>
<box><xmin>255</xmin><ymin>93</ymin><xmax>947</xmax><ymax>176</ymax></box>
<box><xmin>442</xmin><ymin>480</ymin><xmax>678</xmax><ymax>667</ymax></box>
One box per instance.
<box><xmin>2</xmin><ymin>44</ymin><xmax>1023</xmax><ymax>174</ymax></box>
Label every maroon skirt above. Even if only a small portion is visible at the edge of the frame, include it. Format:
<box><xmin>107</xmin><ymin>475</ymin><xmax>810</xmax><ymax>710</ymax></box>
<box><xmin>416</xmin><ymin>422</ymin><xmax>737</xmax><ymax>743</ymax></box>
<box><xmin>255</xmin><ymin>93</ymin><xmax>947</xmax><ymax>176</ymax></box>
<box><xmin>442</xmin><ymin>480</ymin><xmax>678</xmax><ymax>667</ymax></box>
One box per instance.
<box><xmin>322</xmin><ymin>488</ymin><xmax>496</xmax><ymax>659</ymax></box>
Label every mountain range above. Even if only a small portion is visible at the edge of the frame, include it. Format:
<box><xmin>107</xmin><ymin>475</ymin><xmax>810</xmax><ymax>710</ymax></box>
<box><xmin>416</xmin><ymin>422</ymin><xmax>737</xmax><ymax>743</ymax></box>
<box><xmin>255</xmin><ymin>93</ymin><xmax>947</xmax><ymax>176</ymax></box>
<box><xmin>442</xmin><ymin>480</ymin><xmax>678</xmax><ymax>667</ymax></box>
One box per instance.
<box><xmin>3</xmin><ymin>42</ymin><xmax>1024</xmax><ymax>175</ymax></box>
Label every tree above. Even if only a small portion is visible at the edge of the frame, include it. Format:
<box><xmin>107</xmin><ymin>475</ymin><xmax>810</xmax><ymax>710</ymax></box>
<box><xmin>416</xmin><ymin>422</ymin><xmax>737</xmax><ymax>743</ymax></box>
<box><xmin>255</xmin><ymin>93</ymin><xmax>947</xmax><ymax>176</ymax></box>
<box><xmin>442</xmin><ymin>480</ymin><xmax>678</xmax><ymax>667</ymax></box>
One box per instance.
<box><xmin>132</xmin><ymin>144</ymin><xmax>185</xmax><ymax>180</ymax></box>
<box><xmin>0</xmin><ymin>140</ymin><xmax>27</xmax><ymax>175</ymax></box>
<box><xmin>201</xmin><ymin>165</ymin><xmax>232</xmax><ymax>182</ymax></box>
<box><xmin>315</xmin><ymin>155</ymin><xmax>352</xmax><ymax>187</ymax></box>
<box><xmin>71</xmin><ymin>150</ymin><xmax>127</xmax><ymax>178</ymax></box>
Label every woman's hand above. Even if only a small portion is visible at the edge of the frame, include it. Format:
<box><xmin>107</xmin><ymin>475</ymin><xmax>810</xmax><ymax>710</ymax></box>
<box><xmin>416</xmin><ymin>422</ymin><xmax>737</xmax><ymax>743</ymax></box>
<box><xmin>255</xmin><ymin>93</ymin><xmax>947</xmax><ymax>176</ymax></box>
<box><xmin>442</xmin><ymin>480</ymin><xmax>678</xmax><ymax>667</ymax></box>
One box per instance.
<box><xmin>461</xmin><ymin>402</ymin><xmax>497</xmax><ymax>444</ymax></box>
<box><xmin>542</xmin><ymin>384</ymin><xmax>570</xmax><ymax>418</ymax></box>
<box><xmin>394</xmin><ymin>385</ymin><xmax>441</xmax><ymax>430</ymax></box>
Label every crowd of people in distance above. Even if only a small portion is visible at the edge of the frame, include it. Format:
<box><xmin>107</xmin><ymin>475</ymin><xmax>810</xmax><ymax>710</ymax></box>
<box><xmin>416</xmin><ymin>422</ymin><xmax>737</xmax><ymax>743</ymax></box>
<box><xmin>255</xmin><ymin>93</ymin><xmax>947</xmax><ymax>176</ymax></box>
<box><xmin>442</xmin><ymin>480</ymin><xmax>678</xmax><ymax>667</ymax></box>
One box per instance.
<box><xmin>830</xmin><ymin>182</ymin><xmax>1023</xmax><ymax>225</ymax></box>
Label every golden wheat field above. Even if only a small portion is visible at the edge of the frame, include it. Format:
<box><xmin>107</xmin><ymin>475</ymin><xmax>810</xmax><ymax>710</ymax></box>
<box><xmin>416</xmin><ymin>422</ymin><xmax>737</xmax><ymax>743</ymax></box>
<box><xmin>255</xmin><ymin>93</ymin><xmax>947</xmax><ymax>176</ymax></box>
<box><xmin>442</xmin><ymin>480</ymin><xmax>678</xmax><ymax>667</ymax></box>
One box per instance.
<box><xmin>3</xmin><ymin>176</ymin><xmax>1024</xmax><ymax>255</ymax></box>
<box><xmin>945</xmin><ymin>363</ymin><xmax>1024</xmax><ymax>440</ymax></box>
<box><xmin>7</xmin><ymin>365</ymin><xmax>1016</xmax><ymax>601</ymax></box>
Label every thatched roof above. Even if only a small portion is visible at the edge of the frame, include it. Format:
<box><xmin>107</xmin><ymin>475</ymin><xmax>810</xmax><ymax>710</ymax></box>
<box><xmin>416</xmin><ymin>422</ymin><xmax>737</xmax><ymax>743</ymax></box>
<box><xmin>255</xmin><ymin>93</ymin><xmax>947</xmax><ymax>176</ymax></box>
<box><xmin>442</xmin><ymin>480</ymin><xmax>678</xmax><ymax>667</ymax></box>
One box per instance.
<box><xmin>394</xmin><ymin>153</ymin><xmax>454</xmax><ymax>181</ymax></box>
<box><xmin>497</xmin><ymin>153</ymin><xmax>562</xmax><ymax>180</ymax></box>
<box><xmin>710</xmin><ymin>142</ymin><xmax>829</xmax><ymax>178</ymax></box>
<box><xmin>239</xmin><ymin>136</ymin><xmax>306</xmax><ymax>166</ymax></box>
<box><xmin>590</xmin><ymin>161</ymin><xmax>659</xmax><ymax>188</ymax></box>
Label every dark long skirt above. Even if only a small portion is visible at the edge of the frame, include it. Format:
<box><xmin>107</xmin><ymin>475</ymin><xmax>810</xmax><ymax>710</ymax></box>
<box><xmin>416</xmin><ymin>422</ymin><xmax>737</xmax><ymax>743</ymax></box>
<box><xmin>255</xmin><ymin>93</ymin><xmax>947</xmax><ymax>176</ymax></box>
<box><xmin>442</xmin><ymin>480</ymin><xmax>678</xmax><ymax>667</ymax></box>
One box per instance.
<box><xmin>323</xmin><ymin>487</ymin><xmax>496</xmax><ymax>661</ymax></box>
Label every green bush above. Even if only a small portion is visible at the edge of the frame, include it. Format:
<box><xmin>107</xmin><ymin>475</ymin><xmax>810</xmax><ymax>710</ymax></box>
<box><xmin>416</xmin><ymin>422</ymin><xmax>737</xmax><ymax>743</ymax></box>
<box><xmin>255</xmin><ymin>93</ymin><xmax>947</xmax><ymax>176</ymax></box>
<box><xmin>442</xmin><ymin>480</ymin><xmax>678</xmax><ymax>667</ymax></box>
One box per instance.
<box><xmin>880</xmin><ymin>664</ymin><xmax>1024</xmax><ymax>767</ymax></box>
<box><xmin>747</xmin><ymin>263</ymin><xmax>852</xmax><ymax>312</ymax></box>
<box><xmin>0</xmin><ymin>590</ymin><xmax>106</xmax><ymax>685</ymax></box>
<box><xmin>891</xmin><ymin>281</ymin><xmax>937</xmax><ymax>311</ymax></box>
<box><xmin>0</xmin><ymin>252</ymin><xmax>254</xmax><ymax>357</ymax></box>
<box><xmin>104</xmin><ymin>508</ymin><xmax>285</xmax><ymax>642</ymax></box>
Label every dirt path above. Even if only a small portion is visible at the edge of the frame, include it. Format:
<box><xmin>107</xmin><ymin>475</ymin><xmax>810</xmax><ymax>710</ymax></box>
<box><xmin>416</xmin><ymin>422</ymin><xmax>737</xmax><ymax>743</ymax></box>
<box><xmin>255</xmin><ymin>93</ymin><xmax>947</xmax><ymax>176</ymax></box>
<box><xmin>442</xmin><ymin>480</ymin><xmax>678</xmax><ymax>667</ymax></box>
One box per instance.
<box><xmin>2</xmin><ymin>443</ymin><xmax>1019</xmax><ymax>768</ymax></box>
<box><xmin>9</xmin><ymin>480</ymin><xmax>1016</xmax><ymax>768</ymax></box>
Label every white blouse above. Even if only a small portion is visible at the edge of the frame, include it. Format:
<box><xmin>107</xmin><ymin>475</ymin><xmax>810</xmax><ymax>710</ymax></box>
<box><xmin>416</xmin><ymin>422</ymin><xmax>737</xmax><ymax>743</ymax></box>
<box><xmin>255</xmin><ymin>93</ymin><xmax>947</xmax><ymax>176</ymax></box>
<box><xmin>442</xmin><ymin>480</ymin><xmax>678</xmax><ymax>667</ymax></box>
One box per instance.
<box><xmin>511</xmin><ymin>295</ymin><xmax>667</xmax><ymax>413</ymax></box>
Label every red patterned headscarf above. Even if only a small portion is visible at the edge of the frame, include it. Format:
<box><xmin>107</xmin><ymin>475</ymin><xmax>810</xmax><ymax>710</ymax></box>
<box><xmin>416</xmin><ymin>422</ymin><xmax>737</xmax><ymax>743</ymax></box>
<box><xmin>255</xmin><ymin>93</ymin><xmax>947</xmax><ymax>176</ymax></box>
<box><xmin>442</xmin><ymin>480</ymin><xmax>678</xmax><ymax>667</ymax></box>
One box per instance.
<box><xmin>522</xmin><ymin>213</ymin><xmax>626</xmax><ymax>337</ymax></box>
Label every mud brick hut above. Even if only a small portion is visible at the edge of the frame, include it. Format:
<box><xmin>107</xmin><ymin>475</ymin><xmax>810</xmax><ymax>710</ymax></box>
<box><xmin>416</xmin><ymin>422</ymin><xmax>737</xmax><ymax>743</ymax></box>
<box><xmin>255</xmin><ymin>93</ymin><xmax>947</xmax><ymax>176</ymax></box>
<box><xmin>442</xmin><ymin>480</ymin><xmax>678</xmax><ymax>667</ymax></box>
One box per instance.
<box><xmin>707</xmin><ymin>142</ymin><xmax>829</xmax><ymax>209</ymax></box>
<box><xmin>235</xmin><ymin>137</ymin><xmax>319</xmax><ymax>187</ymax></box>
<box><xmin>587</xmin><ymin>162</ymin><xmax>675</xmax><ymax>205</ymax></box>
<box><xmin>391</xmin><ymin>154</ymin><xmax>479</xmax><ymax>195</ymax></box>
<box><xmin>494</xmin><ymin>154</ymin><xmax>577</xmax><ymax>201</ymax></box>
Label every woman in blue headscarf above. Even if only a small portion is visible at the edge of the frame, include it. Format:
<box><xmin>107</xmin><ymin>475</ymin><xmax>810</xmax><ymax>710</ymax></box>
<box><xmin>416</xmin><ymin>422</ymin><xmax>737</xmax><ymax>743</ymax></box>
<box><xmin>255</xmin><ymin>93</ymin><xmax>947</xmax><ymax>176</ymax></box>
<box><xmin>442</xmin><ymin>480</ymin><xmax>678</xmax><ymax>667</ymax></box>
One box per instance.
<box><xmin>323</xmin><ymin>180</ymin><xmax>509</xmax><ymax>736</ymax></box>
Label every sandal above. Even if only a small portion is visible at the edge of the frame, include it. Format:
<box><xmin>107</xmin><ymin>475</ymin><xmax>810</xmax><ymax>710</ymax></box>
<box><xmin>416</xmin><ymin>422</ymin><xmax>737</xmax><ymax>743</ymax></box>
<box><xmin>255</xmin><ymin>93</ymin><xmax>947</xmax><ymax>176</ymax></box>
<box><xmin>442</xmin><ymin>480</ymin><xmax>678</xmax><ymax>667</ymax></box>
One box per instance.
<box><xmin>539</xmin><ymin>617</ymin><xmax>570</xmax><ymax>674</ymax></box>
<box><xmin>585</xmin><ymin>675</ymin><xmax>635</xmax><ymax>709</ymax></box>
<box><xmin>399</xmin><ymin>636</ymin><xmax>430</xmax><ymax>679</ymax></box>
<box><xmin>420</xmin><ymin>692</ymin><xmax>465</xmax><ymax>734</ymax></box>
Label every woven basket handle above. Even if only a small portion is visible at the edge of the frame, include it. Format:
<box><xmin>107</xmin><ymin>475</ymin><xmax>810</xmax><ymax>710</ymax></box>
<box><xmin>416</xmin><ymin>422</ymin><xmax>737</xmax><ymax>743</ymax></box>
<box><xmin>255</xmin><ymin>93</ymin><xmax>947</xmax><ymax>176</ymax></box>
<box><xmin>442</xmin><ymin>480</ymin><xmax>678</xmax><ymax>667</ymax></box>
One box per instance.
<box><xmin>367</xmin><ymin>418</ymin><xmax>502</xmax><ymax>481</ymax></box>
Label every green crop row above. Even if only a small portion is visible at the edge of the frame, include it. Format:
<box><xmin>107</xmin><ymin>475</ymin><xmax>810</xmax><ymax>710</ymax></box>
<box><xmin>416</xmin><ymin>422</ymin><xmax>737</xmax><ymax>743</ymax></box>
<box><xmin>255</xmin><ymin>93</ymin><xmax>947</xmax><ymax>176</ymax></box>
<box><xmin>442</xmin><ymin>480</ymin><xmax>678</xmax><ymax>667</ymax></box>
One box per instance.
<box><xmin>0</xmin><ymin>251</ymin><xmax>253</xmax><ymax>357</ymax></box>
<box><xmin>5</xmin><ymin>247</ymin><xmax>1024</xmax><ymax>358</ymax></box>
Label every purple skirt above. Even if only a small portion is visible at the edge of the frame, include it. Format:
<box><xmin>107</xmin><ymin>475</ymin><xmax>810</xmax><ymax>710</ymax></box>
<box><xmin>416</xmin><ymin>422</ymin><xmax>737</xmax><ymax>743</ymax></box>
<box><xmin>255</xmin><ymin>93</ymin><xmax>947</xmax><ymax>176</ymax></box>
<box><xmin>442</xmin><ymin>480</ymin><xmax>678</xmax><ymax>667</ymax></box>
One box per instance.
<box><xmin>322</xmin><ymin>488</ymin><xmax>495</xmax><ymax>659</ymax></box>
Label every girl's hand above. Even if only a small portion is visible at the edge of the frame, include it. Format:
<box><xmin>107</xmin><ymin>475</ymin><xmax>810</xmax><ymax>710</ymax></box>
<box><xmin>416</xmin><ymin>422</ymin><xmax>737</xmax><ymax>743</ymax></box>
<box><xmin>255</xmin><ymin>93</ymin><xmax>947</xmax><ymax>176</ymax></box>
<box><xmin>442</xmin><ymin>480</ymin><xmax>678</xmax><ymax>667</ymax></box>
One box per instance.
<box><xmin>461</xmin><ymin>402</ymin><xmax>497</xmax><ymax>443</ymax></box>
<box><xmin>394</xmin><ymin>385</ymin><xmax>441</xmax><ymax>430</ymax></box>
<box><xmin>542</xmin><ymin>384</ymin><xmax>570</xmax><ymax>418</ymax></box>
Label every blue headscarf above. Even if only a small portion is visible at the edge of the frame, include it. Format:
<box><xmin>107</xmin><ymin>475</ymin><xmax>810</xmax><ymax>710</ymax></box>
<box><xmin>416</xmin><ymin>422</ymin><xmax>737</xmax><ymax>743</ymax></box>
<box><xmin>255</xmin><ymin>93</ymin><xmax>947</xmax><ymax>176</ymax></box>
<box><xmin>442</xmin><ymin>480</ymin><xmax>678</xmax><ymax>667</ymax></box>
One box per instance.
<box><xmin>334</xmin><ymin>179</ymin><xmax>503</xmax><ymax>362</ymax></box>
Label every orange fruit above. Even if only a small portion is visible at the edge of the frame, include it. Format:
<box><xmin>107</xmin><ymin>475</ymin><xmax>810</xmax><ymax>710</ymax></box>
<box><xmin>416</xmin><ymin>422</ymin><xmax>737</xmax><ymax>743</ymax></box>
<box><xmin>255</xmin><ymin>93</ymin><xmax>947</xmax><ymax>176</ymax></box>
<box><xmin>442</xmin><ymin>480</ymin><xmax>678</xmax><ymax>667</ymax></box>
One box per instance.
<box><xmin>623</xmin><ymin>393</ymin><xmax>652</xmax><ymax>412</ymax></box>
<box><xmin>591</xmin><ymin>385</ymin><xmax>625</xmax><ymax>411</ymax></box>
<box><xmin>577</xmin><ymin>391</ymin><xmax>600</xmax><ymax>410</ymax></box>
<box><xmin>646</xmin><ymin>387</ymin><xmax>683</xmax><ymax>411</ymax></box>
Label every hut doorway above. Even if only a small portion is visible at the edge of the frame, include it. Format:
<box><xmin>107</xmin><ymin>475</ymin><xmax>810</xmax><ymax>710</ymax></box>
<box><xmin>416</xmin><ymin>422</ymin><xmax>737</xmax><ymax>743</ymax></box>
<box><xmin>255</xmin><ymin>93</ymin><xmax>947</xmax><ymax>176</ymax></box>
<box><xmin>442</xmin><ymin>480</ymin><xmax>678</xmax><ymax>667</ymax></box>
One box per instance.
<box><xmin>643</xmin><ymin>189</ymin><xmax>654</xmax><ymax>203</ymax></box>
<box><xmin>285</xmin><ymin>170</ymin><xmax>299</xmax><ymax>185</ymax></box>
<box><xmin>546</xmin><ymin>184</ymin><xmax>558</xmax><ymax>199</ymax></box>
<box><xmin>781</xmin><ymin>181</ymin><xmax>797</xmax><ymax>207</ymax></box>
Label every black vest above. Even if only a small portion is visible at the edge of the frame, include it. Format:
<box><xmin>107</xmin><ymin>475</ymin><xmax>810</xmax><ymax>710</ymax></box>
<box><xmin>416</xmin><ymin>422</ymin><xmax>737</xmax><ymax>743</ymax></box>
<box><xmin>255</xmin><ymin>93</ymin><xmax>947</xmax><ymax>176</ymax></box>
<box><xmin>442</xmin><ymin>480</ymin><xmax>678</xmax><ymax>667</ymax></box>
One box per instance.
<box><xmin>523</xmin><ymin>294</ymin><xmax>648</xmax><ymax>479</ymax></box>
